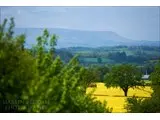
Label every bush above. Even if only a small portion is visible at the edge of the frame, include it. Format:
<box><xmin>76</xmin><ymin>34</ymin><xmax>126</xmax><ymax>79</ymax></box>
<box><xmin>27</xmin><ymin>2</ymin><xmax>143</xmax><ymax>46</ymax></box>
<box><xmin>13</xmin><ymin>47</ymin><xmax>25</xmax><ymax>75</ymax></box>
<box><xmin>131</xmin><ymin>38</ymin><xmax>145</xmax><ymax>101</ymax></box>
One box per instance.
<box><xmin>0</xmin><ymin>18</ymin><xmax>110</xmax><ymax>113</ymax></box>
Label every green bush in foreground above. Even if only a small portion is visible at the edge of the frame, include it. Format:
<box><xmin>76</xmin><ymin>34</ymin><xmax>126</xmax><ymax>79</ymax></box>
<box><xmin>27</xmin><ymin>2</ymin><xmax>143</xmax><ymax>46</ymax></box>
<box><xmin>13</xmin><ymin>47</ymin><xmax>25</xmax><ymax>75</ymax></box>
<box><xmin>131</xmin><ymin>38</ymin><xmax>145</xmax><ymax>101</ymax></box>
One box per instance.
<box><xmin>0</xmin><ymin>18</ymin><xmax>111</xmax><ymax>113</ymax></box>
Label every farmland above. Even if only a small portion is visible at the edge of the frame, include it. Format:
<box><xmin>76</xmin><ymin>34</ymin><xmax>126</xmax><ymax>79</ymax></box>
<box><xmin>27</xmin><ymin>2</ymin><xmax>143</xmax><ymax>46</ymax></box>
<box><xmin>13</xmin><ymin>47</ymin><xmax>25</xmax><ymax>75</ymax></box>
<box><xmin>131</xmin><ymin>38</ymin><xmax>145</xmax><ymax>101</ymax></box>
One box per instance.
<box><xmin>87</xmin><ymin>83</ymin><xmax>153</xmax><ymax>112</ymax></box>
<box><xmin>57</xmin><ymin>46</ymin><xmax>160</xmax><ymax>69</ymax></box>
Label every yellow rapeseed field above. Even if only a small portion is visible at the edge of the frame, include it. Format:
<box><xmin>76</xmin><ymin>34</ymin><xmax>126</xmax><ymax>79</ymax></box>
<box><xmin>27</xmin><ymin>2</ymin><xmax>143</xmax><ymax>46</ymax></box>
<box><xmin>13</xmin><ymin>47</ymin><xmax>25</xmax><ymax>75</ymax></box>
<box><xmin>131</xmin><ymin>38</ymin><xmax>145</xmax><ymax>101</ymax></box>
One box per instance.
<box><xmin>86</xmin><ymin>83</ymin><xmax>153</xmax><ymax>113</ymax></box>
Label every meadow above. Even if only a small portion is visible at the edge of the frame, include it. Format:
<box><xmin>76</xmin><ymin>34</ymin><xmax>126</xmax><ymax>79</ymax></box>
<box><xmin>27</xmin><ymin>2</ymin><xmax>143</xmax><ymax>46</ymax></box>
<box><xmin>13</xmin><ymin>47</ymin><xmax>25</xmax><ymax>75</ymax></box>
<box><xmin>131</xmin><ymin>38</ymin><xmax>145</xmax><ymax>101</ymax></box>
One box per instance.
<box><xmin>87</xmin><ymin>83</ymin><xmax>153</xmax><ymax>113</ymax></box>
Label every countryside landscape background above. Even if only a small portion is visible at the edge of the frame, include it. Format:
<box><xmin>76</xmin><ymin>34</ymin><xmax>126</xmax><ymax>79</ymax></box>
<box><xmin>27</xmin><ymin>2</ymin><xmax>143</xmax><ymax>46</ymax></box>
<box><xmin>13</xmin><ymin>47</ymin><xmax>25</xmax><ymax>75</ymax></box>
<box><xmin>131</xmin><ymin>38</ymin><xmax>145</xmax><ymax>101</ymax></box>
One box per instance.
<box><xmin>0</xmin><ymin>6</ymin><xmax>160</xmax><ymax>113</ymax></box>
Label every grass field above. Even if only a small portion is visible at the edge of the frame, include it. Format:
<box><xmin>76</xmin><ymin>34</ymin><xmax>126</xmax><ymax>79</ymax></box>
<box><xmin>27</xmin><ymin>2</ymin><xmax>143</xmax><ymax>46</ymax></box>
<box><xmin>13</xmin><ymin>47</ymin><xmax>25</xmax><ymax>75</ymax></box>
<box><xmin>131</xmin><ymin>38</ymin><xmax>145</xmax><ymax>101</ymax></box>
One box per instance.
<box><xmin>86</xmin><ymin>83</ymin><xmax>153</xmax><ymax>113</ymax></box>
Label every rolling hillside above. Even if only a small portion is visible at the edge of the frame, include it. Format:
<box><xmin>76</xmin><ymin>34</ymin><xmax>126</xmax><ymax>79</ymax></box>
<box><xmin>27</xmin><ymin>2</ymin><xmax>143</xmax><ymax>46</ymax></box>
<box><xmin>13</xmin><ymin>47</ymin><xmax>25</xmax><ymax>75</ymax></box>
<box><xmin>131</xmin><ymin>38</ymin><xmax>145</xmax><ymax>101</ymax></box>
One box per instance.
<box><xmin>14</xmin><ymin>28</ymin><xmax>159</xmax><ymax>48</ymax></box>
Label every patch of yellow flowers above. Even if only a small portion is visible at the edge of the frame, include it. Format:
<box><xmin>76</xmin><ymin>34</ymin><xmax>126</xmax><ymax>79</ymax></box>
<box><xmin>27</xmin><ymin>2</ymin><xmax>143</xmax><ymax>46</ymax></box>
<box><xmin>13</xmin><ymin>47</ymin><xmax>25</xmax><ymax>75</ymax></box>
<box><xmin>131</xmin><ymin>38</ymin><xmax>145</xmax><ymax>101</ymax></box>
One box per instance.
<box><xmin>86</xmin><ymin>83</ymin><xmax>153</xmax><ymax>113</ymax></box>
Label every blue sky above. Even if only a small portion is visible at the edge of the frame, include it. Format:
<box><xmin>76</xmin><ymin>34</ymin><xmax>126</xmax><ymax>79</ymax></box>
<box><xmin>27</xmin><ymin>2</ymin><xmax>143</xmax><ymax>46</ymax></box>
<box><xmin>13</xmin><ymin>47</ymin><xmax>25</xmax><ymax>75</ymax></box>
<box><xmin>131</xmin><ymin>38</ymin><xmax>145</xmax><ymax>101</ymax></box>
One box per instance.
<box><xmin>0</xmin><ymin>6</ymin><xmax>159</xmax><ymax>41</ymax></box>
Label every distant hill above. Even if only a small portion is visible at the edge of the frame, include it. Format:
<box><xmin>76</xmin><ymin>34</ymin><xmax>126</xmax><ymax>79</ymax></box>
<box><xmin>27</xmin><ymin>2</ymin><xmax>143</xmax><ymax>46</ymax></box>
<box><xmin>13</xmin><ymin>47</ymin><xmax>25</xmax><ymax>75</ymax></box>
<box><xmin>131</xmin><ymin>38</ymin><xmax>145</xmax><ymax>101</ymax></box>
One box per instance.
<box><xmin>14</xmin><ymin>28</ymin><xmax>159</xmax><ymax>48</ymax></box>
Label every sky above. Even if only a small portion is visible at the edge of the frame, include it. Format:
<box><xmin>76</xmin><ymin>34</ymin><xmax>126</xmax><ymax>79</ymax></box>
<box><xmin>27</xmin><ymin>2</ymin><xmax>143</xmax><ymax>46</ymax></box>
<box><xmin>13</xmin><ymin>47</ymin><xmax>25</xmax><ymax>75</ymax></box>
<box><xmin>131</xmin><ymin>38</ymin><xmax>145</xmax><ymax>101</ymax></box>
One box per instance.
<box><xmin>0</xmin><ymin>6</ymin><xmax>159</xmax><ymax>41</ymax></box>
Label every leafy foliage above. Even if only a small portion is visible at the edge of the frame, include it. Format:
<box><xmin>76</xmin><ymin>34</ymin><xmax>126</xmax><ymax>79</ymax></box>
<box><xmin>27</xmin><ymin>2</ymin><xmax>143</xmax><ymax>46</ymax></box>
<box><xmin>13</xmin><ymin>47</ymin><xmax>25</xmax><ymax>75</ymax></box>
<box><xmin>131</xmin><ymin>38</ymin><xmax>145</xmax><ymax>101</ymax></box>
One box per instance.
<box><xmin>104</xmin><ymin>64</ymin><xmax>143</xmax><ymax>96</ymax></box>
<box><xmin>0</xmin><ymin>18</ymin><xmax>110</xmax><ymax>113</ymax></box>
<box><xmin>0</xmin><ymin>18</ymin><xmax>35</xmax><ymax>112</ymax></box>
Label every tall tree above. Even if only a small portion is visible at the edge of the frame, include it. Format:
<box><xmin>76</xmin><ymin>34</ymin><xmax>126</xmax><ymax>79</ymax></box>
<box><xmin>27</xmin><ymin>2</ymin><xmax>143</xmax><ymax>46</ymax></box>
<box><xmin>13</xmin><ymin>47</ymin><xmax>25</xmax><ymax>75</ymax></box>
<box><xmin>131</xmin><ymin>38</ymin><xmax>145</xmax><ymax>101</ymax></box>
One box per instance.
<box><xmin>0</xmin><ymin>18</ymin><xmax>111</xmax><ymax>113</ymax></box>
<box><xmin>97</xmin><ymin>57</ymin><xmax>102</xmax><ymax>64</ymax></box>
<box><xmin>104</xmin><ymin>64</ymin><xmax>143</xmax><ymax>96</ymax></box>
<box><xmin>0</xmin><ymin>18</ymin><xmax>35</xmax><ymax>112</ymax></box>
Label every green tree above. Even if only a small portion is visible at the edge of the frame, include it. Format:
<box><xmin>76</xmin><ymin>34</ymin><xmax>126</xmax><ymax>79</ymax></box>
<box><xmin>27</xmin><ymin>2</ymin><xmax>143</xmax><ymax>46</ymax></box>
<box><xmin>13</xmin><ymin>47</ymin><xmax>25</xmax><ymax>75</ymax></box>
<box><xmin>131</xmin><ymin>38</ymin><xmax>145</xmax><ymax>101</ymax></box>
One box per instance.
<box><xmin>95</xmin><ymin>66</ymin><xmax>110</xmax><ymax>82</ymax></box>
<box><xmin>97</xmin><ymin>57</ymin><xmax>102</xmax><ymax>64</ymax></box>
<box><xmin>0</xmin><ymin>18</ymin><xmax>111</xmax><ymax>113</ymax></box>
<box><xmin>104</xmin><ymin>64</ymin><xmax>143</xmax><ymax>96</ymax></box>
<box><xmin>86</xmin><ymin>65</ymin><xmax>110</xmax><ymax>82</ymax></box>
<box><xmin>22</xmin><ymin>36</ymin><xmax>111</xmax><ymax>112</ymax></box>
<box><xmin>0</xmin><ymin>18</ymin><xmax>35</xmax><ymax>112</ymax></box>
